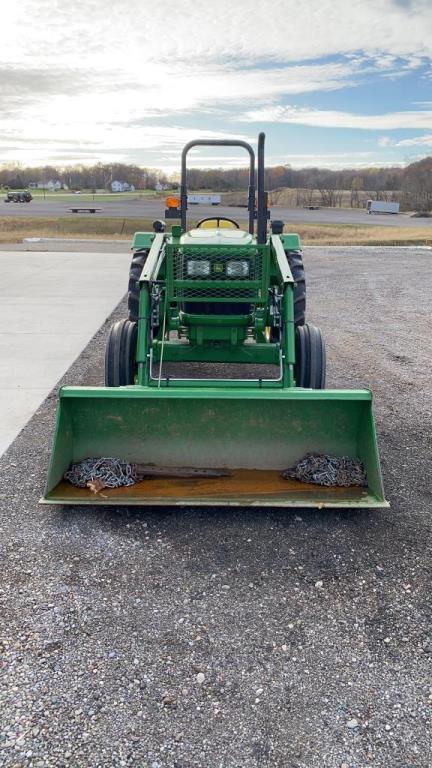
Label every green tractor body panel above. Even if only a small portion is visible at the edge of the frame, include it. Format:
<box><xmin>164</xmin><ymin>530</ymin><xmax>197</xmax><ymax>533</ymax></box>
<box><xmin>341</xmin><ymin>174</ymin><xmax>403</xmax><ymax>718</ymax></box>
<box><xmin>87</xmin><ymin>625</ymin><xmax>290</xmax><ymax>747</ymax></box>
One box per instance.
<box><xmin>42</xmin><ymin>133</ymin><xmax>387</xmax><ymax>508</ymax></box>
<box><xmin>281</xmin><ymin>233</ymin><xmax>301</xmax><ymax>250</ymax></box>
<box><xmin>132</xmin><ymin>232</ymin><xmax>155</xmax><ymax>250</ymax></box>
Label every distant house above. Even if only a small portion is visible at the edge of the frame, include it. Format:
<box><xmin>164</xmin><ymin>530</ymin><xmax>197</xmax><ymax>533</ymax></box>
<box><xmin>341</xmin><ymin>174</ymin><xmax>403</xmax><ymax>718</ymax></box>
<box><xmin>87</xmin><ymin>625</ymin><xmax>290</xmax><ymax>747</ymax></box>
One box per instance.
<box><xmin>155</xmin><ymin>182</ymin><xmax>169</xmax><ymax>192</ymax></box>
<box><xmin>111</xmin><ymin>180</ymin><xmax>135</xmax><ymax>192</ymax></box>
<box><xmin>36</xmin><ymin>179</ymin><xmax>62</xmax><ymax>191</ymax></box>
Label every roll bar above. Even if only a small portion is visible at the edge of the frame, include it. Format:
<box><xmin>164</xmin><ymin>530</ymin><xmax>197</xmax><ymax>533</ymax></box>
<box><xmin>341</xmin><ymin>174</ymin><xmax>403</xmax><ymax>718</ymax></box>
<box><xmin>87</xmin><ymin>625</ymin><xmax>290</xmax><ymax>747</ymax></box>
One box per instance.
<box><xmin>256</xmin><ymin>132</ymin><xmax>267</xmax><ymax>244</ymax></box>
<box><xmin>179</xmin><ymin>137</ymin><xmax>265</xmax><ymax>236</ymax></box>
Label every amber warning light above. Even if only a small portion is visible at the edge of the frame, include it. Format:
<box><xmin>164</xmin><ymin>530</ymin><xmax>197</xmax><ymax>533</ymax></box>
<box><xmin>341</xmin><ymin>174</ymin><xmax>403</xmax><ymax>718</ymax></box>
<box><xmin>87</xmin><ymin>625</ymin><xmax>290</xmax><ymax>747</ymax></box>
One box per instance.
<box><xmin>165</xmin><ymin>196</ymin><xmax>180</xmax><ymax>209</ymax></box>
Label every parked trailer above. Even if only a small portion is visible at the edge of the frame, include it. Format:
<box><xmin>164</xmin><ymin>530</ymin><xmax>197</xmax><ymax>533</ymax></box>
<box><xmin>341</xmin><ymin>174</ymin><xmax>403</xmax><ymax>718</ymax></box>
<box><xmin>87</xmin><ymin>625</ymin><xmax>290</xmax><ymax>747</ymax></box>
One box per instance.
<box><xmin>188</xmin><ymin>194</ymin><xmax>221</xmax><ymax>205</ymax></box>
<box><xmin>367</xmin><ymin>200</ymin><xmax>400</xmax><ymax>215</ymax></box>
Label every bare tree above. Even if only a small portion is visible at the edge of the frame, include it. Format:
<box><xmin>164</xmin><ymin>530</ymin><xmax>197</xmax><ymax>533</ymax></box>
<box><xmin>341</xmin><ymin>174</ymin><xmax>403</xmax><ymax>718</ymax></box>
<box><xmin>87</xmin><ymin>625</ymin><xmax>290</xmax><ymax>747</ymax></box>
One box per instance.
<box><xmin>401</xmin><ymin>157</ymin><xmax>432</xmax><ymax>211</ymax></box>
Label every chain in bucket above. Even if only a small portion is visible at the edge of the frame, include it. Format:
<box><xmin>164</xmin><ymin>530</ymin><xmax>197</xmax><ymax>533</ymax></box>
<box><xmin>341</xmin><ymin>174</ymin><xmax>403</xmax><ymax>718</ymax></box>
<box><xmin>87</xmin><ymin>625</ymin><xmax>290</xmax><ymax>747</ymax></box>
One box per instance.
<box><xmin>64</xmin><ymin>458</ymin><xmax>137</xmax><ymax>489</ymax></box>
<box><xmin>282</xmin><ymin>454</ymin><xmax>367</xmax><ymax>487</ymax></box>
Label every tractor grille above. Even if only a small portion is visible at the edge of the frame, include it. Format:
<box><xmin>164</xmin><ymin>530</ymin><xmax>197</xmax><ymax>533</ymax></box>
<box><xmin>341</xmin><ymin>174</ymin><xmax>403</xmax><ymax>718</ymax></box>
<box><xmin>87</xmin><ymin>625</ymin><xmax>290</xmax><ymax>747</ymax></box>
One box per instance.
<box><xmin>167</xmin><ymin>245</ymin><xmax>266</xmax><ymax>303</ymax></box>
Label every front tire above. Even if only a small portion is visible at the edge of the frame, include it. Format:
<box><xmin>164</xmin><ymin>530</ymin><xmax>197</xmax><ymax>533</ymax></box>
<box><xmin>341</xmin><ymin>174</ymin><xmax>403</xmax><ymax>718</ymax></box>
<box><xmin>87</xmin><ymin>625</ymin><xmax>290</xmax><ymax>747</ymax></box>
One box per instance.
<box><xmin>295</xmin><ymin>324</ymin><xmax>326</xmax><ymax>388</ymax></box>
<box><xmin>105</xmin><ymin>319</ymin><xmax>137</xmax><ymax>386</ymax></box>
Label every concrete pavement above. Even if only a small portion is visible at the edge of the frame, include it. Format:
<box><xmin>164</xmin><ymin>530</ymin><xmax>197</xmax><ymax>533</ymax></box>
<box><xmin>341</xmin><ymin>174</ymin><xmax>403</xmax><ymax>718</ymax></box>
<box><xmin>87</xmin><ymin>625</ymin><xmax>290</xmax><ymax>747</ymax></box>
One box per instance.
<box><xmin>0</xmin><ymin>249</ymin><xmax>131</xmax><ymax>454</ymax></box>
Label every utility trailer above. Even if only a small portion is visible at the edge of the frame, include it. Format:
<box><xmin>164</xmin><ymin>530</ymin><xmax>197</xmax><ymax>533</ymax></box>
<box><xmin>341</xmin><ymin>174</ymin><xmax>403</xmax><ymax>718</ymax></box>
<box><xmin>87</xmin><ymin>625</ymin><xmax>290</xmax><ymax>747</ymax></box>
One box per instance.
<box><xmin>367</xmin><ymin>200</ymin><xmax>399</xmax><ymax>215</ymax></box>
<box><xmin>188</xmin><ymin>194</ymin><xmax>221</xmax><ymax>205</ymax></box>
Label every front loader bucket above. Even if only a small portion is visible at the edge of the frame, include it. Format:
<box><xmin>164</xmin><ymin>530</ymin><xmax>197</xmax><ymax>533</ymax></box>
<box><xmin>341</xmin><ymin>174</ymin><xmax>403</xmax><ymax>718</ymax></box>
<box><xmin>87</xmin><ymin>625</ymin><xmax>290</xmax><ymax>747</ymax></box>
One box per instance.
<box><xmin>42</xmin><ymin>387</ymin><xmax>388</xmax><ymax>508</ymax></box>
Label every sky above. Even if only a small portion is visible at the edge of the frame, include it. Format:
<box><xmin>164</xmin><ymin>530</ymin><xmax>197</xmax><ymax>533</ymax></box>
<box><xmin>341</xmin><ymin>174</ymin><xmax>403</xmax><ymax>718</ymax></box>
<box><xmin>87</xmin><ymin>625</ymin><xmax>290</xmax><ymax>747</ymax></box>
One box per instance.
<box><xmin>1</xmin><ymin>0</ymin><xmax>432</xmax><ymax>172</ymax></box>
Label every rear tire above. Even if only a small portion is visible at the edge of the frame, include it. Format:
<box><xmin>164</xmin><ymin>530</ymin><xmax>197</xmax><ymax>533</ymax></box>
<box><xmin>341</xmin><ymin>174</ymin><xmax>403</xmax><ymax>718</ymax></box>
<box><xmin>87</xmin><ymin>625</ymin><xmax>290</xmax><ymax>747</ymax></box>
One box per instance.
<box><xmin>295</xmin><ymin>323</ymin><xmax>326</xmax><ymax>388</ymax></box>
<box><xmin>287</xmin><ymin>249</ymin><xmax>306</xmax><ymax>327</ymax></box>
<box><xmin>105</xmin><ymin>319</ymin><xmax>137</xmax><ymax>386</ymax></box>
<box><xmin>128</xmin><ymin>249</ymin><xmax>149</xmax><ymax>321</ymax></box>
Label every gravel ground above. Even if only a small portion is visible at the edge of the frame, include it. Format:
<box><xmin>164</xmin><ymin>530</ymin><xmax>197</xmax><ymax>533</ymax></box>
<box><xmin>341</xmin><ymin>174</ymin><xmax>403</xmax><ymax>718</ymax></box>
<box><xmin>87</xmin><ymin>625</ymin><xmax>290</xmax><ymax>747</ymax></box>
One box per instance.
<box><xmin>0</xmin><ymin>246</ymin><xmax>431</xmax><ymax>768</ymax></box>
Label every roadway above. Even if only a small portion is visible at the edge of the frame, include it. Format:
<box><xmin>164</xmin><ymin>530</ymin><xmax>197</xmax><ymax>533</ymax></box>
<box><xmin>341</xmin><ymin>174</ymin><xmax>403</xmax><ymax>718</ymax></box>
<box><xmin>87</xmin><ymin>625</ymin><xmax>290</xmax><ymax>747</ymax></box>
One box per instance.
<box><xmin>1</xmin><ymin>196</ymin><xmax>431</xmax><ymax>227</ymax></box>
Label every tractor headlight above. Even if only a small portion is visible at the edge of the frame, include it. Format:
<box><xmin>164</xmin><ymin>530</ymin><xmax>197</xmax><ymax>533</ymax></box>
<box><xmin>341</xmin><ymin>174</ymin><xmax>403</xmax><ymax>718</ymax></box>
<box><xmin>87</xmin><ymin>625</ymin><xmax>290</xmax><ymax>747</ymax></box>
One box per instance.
<box><xmin>187</xmin><ymin>259</ymin><xmax>211</xmax><ymax>277</ymax></box>
<box><xmin>226</xmin><ymin>260</ymin><xmax>249</xmax><ymax>277</ymax></box>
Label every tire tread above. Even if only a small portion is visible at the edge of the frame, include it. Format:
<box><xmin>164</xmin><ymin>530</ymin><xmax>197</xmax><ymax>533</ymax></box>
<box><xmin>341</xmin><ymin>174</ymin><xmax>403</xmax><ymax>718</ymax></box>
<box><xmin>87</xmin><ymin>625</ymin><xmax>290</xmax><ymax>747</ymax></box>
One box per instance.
<box><xmin>128</xmin><ymin>249</ymin><xmax>149</xmax><ymax>321</ymax></box>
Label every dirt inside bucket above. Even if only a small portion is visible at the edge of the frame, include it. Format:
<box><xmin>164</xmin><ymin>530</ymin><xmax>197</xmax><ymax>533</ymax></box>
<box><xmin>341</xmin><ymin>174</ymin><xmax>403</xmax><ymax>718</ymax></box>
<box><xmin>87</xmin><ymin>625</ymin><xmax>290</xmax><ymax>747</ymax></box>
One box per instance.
<box><xmin>49</xmin><ymin>469</ymin><xmax>371</xmax><ymax>505</ymax></box>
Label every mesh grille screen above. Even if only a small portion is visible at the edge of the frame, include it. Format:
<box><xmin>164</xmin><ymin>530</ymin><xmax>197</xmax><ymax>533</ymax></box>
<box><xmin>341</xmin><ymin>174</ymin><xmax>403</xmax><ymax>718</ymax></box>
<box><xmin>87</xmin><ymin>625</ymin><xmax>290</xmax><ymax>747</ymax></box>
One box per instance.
<box><xmin>168</xmin><ymin>245</ymin><xmax>265</xmax><ymax>302</ymax></box>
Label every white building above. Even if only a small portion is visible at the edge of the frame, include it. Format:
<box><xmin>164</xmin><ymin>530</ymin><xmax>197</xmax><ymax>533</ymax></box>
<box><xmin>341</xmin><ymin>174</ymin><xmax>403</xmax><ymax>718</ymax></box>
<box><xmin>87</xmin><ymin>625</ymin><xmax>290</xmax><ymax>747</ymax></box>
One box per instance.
<box><xmin>111</xmin><ymin>180</ymin><xmax>135</xmax><ymax>192</ymax></box>
<box><xmin>36</xmin><ymin>180</ymin><xmax>62</xmax><ymax>191</ymax></box>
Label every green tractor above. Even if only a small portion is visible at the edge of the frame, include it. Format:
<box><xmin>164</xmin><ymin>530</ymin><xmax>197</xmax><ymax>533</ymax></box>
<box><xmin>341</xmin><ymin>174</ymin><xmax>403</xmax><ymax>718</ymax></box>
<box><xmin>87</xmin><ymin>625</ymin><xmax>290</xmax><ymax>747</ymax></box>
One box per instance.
<box><xmin>43</xmin><ymin>134</ymin><xmax>387</xmax><ymax>507</ymax></box>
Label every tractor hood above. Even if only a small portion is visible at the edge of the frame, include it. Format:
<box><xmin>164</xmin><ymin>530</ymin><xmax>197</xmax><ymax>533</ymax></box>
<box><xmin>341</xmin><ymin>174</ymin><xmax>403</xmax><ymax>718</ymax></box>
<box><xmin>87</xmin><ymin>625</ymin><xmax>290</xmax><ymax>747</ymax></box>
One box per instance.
<box><xmin>179</xmin><ymin>228</ymin><xmax>255</xmax><ymax>246</ymax></box>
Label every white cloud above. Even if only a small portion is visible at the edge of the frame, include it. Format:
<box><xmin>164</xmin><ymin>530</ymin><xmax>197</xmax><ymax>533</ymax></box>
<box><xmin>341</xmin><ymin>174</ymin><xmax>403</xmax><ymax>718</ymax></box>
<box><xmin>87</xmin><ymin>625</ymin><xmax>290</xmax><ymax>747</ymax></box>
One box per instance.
<box><xmin>1</xmin><ymin>1</ymin><xmax>431</xmax><ymax>66</ymax></box>
<box><xmin>0</xmin><ymin>125</ymin><xmax>255</xmax><ymax>167</ymax></box>
<box><xmin>0</xmin><ymin>59</ymin><xmax>363</xmax><ymax>124</ymax></box>
<box><xmin>0</xmin><ymin>0</ymin><xmax>431</xmax><ymax>165</ymax></box>
<box><xmin>395</xmin><ymin>134</ymin><xmax>432</xmax><ymax>146</ymax></box>
<box><xmin>267</xmin><ymin>152</ymin><xmax>404</xmax><ymax>169</ymax></box>
<box><xmin>378</xmin><ymin>136</ymin><xmax>393</xmax><ymax>146</ymax></box>
<box><xmin>240</xmin><ymin>105</ymin><xmax>432</xmax><ymax>130</ymax></box>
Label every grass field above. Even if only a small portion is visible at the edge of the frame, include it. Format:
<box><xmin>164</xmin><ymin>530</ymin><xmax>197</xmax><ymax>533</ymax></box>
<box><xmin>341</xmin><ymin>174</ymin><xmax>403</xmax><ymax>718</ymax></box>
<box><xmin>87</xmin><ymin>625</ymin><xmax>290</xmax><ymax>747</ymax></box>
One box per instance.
<box><xmin>1</xmin><ymin>215</ymin><xmax>432</xmax><ymax>246</ymax></box>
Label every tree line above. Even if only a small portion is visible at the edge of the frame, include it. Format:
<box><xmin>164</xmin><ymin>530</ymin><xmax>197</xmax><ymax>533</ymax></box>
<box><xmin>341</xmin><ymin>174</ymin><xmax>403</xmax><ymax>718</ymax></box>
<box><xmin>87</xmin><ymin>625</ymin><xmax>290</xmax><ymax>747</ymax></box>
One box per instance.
<box><xmin>1</xmin><ymin>156</ymin><xmax>431</xmax><ymax>210</ymax></box>
<box><xmin>186</xmin><ymin>157</ymin><xmax>432</xmax><ymax>211</ymax></box>
<box><xmin>0</xmin><ymin>163</ymin><xmax>169</xmax><ymax>192</ymax></box>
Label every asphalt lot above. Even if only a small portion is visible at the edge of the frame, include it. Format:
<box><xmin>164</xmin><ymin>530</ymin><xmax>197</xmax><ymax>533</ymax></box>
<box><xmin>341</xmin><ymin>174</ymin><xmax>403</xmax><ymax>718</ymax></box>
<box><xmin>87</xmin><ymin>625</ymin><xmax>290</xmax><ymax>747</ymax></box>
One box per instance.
<box><xmin>1</xmin><ymin>196</ymin><xmax>431</xmax><ymax>227</ymax></box>
<box><xmin>0</xmin><ymin>246</ymin><xmax>431</xmax><ymax>767</ymax></box>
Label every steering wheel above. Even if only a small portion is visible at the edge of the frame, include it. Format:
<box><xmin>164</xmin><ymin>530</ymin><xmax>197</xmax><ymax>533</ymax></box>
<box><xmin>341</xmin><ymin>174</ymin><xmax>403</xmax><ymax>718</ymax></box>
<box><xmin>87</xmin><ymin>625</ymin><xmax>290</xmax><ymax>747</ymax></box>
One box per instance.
<box><xmin>196</xmin><ymin>216</ymin><xmax>239</xmax><ymax>229</ymax></box>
